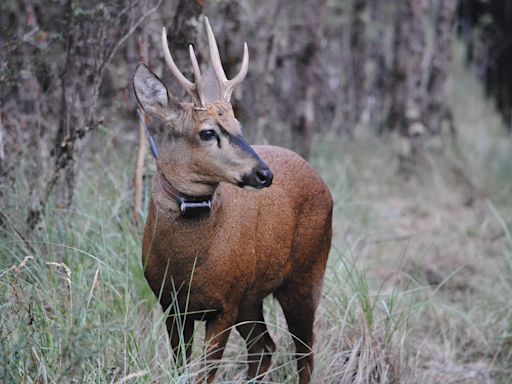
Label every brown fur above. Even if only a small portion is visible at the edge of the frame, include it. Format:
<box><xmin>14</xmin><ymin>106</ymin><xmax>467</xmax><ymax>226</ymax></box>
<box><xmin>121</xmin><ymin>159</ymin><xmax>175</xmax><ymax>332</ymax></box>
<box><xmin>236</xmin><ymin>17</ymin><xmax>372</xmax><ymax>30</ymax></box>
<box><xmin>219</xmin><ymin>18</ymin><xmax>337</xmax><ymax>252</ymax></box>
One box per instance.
<box><xmin>135</xmin><ymin>65</ymin><xmax>332</xmax><ymax>383</ymax></box>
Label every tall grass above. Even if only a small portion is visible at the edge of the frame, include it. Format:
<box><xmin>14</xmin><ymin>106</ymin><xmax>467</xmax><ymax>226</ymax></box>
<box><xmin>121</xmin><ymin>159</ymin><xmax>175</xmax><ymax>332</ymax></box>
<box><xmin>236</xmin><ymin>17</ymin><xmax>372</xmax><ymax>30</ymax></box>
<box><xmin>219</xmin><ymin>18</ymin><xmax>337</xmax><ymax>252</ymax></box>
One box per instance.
<box><xmin>2</xmin><ymin>45</ymin><xmax>512</xmax><ymax>383</ymax></box>
<box><xmin>0</xmin><ymin>142</ymin><xmax>495</xmax><ymax>384</ymax></box>
<box><xmin>0</xmin><ymin>141</ymin><xmax>430</xmax><ymax>384</ymax></box>
<box><xmin>3</xmin><ymin>135</ymin><xmax>512</xmax><ymax>384</ymax></box>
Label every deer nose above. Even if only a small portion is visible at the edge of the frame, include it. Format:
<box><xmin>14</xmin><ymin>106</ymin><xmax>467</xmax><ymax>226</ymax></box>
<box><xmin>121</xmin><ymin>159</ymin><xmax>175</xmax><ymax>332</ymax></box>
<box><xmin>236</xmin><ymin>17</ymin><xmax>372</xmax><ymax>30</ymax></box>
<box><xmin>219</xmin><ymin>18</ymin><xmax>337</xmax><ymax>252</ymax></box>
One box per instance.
<box><xmin>255</xmin><ymin>167</ymin><xmax>273</xmax><ymax>187</ymax></box>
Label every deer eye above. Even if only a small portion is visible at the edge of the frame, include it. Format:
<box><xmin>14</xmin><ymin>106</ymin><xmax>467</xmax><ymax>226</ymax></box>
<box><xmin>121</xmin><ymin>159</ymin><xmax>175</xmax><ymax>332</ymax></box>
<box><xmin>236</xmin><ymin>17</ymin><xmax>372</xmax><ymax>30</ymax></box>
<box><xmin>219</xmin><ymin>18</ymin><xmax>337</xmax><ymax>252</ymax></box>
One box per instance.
<box><xmin>199</xmin><ymin>129</ymin><xmax>217</xmax><ymax>141</ymax></box>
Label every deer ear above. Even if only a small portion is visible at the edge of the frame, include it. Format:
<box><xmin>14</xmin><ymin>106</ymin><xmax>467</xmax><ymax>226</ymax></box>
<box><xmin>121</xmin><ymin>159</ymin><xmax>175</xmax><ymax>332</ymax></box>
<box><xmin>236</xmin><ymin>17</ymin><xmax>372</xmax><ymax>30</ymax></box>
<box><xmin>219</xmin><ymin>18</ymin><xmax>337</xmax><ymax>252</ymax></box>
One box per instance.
<box><xmin>133</xmin><ymin>63</ymin><xmax>181</xmax><ymax>121</ymax></box>
<box><xmin>199</xmin><ymin>67</ymin><xmax>222</xmax><ymax>104</ymax></box>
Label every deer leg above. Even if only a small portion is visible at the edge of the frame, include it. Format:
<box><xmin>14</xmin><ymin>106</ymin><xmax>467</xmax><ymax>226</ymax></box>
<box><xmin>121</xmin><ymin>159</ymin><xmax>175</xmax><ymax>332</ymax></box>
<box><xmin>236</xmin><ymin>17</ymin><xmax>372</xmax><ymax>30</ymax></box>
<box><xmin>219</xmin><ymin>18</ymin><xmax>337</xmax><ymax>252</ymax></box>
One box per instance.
<box><xmin>166</xmin><ymin>315</ymin><xmax>195</xmax><ymax>365</ymax></box>
<box><xmin>197</xmin><ymin>311</ymin><xmax>237</xmax><ymax>383</ymax></box>
<box><xmin>275</xmin><ymin>287</ymin><xmax>319</xmax><ymax>384</ymax></box>
<box><xmin>236</xmin><ymin>301</ymin><xmax>275</xmax><ymax>381</ymax></box>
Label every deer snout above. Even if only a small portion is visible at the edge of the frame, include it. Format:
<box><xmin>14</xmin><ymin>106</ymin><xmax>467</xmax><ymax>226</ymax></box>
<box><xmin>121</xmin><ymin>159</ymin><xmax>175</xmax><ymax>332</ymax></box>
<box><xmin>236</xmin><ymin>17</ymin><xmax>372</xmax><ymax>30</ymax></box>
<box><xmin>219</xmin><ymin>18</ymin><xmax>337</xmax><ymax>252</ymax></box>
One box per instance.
<box><xmin>255</xmin><ymin>167</ymin><xmax>273</xmax><ymax>187</ymax></box>
<box><xmin>239</xmin><ymin>164</ymin><xmax>273</xmax><ymax>189</ymax></box>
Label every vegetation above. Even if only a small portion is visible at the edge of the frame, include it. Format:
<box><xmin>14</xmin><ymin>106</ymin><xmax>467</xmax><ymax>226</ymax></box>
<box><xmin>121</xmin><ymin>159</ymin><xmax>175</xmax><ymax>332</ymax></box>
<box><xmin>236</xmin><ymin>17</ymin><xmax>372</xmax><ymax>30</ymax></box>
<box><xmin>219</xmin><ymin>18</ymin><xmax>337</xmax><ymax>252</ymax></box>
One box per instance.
<box><xmin>2</xmin><ymin>45</ymin><xmax>512</xmax><ymax>382</ymax></box>
<box><xmin>2</xmin><ymin>1</ymin><xmax>512</xmax><ymax>383</ymax></box>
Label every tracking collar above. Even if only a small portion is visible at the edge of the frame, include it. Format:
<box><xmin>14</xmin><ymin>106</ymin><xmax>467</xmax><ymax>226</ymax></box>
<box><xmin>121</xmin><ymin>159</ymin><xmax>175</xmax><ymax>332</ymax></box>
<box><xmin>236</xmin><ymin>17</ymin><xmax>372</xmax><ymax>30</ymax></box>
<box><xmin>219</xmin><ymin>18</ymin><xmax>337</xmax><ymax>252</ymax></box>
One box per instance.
<box><xmin>159</xmin><ymin>173</ymin><xmax>212</xmax><ymax>217</ymax></box>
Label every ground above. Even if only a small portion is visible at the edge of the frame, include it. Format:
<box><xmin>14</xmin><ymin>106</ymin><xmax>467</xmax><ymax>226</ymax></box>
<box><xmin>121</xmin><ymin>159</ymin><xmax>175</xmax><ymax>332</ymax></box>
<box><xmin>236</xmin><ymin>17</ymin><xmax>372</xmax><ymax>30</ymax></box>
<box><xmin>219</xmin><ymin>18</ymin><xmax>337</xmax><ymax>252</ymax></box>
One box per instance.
<box><xmin>1</xmin><ymin>46</ymin><xmax>512</xmax><ymax>383</ymax></box>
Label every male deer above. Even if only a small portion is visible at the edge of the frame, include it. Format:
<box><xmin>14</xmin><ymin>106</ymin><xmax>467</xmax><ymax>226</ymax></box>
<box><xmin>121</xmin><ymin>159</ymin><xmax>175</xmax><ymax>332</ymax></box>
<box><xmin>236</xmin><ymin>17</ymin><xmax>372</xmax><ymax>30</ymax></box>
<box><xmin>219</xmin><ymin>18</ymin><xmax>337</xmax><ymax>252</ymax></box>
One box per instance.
<box><xmin>133</xmin><ymin>17</ymin><xmax>332</xmax><ymax>384</ymax></box>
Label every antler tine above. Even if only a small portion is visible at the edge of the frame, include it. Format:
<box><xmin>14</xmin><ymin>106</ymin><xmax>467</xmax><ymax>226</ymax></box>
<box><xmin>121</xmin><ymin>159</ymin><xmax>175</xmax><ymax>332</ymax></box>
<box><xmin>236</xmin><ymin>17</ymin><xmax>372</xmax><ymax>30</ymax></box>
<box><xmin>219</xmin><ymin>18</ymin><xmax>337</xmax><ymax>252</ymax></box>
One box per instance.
<box><xmin>224</xmin><ymin>42</ymin><xmax>249</xmax><ymax>102</ymax></box>
<box><xmin>204</xmin><ymin>17</ymin><xmax>228</xmax><ymax>85</ymax></box>
<box><xmin>204</xmin><ymin>17</ymin><xmax>249</xmax><ymax>102</ymax></box>
<box><xmin>189</xmin><ymin>44</ymin><xmax>204</xmax><ymax>103</ymax></box>
<box><xmin>189</xmin><ymin>44</ymin><xmax>202</xmax><ymax>83</ymax></box>
<box><xmin>161</xmin><ymin>27</ymin><xmax>202</xmax><ymax>105</ymax></box>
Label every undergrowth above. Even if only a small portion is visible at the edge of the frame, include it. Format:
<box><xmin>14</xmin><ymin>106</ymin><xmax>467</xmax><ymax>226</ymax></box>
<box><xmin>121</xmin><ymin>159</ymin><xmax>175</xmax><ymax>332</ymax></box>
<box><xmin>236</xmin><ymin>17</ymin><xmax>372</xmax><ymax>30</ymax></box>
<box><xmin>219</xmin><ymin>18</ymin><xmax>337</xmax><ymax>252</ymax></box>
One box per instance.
<box><xmin>2</xmin><ymin>44</ymin><xmax>512</xmax><ymax>383</ymax></box>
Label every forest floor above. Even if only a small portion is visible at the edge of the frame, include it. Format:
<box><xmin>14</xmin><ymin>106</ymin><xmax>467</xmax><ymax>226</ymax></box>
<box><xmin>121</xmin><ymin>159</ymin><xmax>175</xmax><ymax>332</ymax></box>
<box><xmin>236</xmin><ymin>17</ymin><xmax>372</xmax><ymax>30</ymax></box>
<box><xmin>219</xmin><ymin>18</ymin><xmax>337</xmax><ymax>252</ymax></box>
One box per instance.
<box><xmin>1</xmin><ymin>53</ymin><xmax>512</xmax><ymax>383</ymax></box>
<box><xmin>310</xmin><ymin>129</ymin><xmax>511</xmax><ymax>383</ymax></box>
<box><xmin>303</xmin><ymin>56</ymin><xmax>512</xmax><ymax>382</ymax></box>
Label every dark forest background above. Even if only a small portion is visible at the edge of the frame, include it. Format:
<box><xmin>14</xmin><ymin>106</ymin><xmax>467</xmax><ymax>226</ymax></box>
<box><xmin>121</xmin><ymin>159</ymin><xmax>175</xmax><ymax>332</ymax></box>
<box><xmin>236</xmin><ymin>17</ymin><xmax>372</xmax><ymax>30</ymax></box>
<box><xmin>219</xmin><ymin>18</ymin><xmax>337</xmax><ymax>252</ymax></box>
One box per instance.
<box><xmin>1</xmin><ymin>0</ymin><xmax>511</xmax><ymax>231</ymax></box>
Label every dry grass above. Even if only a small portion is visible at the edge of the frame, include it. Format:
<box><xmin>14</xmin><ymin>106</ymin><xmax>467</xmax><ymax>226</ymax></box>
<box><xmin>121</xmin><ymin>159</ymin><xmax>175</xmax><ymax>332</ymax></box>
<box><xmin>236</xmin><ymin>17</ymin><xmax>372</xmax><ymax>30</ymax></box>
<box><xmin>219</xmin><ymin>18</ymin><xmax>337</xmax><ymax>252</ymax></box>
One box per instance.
<box><xmin>1</xmin><ymin>44</ymin><xmax>512</xmax><ymax>383</ymax></box>
<box><xmin>310</xmin><ymin>129</ymin><xmax>511</xmax><ymax>383</ymax></box>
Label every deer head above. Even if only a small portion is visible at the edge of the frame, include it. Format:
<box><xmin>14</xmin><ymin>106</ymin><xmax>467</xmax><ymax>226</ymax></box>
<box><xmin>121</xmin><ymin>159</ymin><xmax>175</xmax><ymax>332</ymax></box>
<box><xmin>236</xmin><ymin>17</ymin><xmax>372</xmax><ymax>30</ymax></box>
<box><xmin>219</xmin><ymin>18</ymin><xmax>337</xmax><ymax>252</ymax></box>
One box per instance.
<box><xmin>133</xmin><ymin>17</ymin><xmax>272</xmax><ymax>198</ymax></box>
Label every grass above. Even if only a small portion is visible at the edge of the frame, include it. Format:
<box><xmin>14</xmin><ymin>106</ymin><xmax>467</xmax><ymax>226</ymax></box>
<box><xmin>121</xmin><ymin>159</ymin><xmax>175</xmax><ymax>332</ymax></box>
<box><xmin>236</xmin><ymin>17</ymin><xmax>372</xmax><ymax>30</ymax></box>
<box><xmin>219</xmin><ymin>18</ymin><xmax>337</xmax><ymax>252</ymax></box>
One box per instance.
<box><xmin>3</xmin><ymin>135</ymin><xmax>511</xmax><ymax>383</ymax></box>
<box><xmin>0</xmin><ymin>191</ymin><xmax>419</xmax><ymax>384</ymax></box>
<box><xmin>2</xmin><ymin>48</ymin><xmax>512</xmax><ymax>383</ymax></box>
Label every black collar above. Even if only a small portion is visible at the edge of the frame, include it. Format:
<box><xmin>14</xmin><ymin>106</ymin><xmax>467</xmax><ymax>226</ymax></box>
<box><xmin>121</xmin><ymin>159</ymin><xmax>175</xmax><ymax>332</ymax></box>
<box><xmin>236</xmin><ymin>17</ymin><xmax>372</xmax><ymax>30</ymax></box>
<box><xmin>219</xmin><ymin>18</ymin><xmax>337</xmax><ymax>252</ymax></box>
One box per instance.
<box><xmin>158</xmin><ymin>173</ymin><xmax>213</xmax><ymax>217</ymax></box>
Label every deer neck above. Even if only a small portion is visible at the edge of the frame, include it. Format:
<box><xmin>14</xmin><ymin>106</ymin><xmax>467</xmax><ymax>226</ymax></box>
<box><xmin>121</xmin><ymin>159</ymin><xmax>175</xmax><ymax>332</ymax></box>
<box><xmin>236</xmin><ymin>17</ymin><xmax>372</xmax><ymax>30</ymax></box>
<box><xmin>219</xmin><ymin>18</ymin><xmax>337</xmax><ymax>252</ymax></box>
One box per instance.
<box><xmin>150</xmin><ymin>132</ymin><xmax>221</xmax><ymax>217</ymax></box>
<box><xmin>155</xmin><ymin>171</ymin><xmax>217</xmax><ymax>217</ymax></box>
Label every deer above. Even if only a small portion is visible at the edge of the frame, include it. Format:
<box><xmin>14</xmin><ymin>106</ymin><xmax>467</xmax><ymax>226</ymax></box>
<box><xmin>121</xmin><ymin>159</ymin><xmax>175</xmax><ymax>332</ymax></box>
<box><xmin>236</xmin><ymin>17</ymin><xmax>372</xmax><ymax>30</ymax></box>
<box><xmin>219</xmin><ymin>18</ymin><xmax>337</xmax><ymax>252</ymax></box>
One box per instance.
<box><xmin>132</xmin><ymin>17</ymin><xmax>332</xmax><ymax>384</ymax></box>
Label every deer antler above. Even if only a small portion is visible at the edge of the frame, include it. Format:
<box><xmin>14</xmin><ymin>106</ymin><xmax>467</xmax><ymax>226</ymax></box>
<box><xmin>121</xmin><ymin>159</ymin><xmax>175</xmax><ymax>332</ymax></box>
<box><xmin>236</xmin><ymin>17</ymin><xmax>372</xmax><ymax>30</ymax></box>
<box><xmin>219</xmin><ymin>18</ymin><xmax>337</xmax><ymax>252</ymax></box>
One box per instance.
<box><xmin>161</xmin><ymin>18</ymin><xmax>249</xmax><ymax>106</ymax></box>
<box><xmin>162</xmin><ymin>27</ymin><xmax>204</xmax><ymax>106</ymax></box>
<box><xmin>204</xmin><ymin>17</ymin><xmax>249</xmax><ymax>102</ymax></box>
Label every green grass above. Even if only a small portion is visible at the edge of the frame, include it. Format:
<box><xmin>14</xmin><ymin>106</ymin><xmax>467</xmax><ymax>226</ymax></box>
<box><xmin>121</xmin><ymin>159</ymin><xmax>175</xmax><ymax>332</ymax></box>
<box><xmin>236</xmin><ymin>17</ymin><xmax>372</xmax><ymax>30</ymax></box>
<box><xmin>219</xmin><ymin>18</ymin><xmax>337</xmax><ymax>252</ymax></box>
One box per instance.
<box><xmin>2</xmin><ymin>45</ymin><xmax>512</xmax><ymax>383</ymax></box>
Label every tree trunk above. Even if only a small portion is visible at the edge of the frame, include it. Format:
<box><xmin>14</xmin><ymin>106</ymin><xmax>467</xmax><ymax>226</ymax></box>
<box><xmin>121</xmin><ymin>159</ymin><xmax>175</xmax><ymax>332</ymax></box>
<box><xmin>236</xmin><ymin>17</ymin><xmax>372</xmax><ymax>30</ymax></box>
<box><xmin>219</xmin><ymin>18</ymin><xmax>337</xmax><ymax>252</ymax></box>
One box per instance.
<box><xmin>387</xmin><ymin>0</ymin><xmax>429</xmax><ymax>174</ymax></box>
<box><xmin>425</xmin><ymin>0</ymin><xmax>458</xmax><ymax>135</ymax></box>
<box><xmin>366</xmin><ymin>0</ymin><xmax>389</xmax><ymax>132</ymax></box>
<box><xmin>288</xmin><ymin>0</ymin><xmax>328</xmax><ymax>159</ymax></box>
<box><xmin>347</xmin><ymin>0</ymin><xmax>368</xmax><ymax>133</ymax></box>
<box><xmin>26</xmin><ymin>0</ymin><xmax>162</xmax><ymax>230</ymax></box>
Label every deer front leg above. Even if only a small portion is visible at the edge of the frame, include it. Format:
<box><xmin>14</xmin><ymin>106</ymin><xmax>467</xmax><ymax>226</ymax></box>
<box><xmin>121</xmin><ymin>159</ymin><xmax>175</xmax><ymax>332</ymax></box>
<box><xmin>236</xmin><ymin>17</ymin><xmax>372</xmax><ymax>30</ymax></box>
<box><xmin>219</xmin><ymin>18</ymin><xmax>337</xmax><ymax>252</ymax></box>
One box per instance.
<box><xmin>197</xmin><ymin>310</ymin><xmax>237</xmax><ymax>383</ymax></box>
<box><xmin>236</xmin><ymin>301</ymin><xmax>275</xmax><ymax>381</ymax></box>
<box><xmin>166</xmin><ymin>315</ymin><xmax>195</xmax><ymax>366</ymax></box>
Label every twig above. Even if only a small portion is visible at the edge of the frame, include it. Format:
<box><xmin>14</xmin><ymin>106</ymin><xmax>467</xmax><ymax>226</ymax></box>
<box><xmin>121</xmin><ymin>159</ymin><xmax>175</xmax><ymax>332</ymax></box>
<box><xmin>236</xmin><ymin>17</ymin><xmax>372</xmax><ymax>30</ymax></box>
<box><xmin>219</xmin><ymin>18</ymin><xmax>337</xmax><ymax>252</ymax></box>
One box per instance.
<box><xmin>364</xmin><ymin>234</ymin><xmax>412</xmax><ymax>245</ymax></box>
<box><xmin>103</xmin><ymin>0</ymin><xmax>163</xmax><ymax>69</ymax></box>
<box><xmin>0</xmin><ymin>256</ymin><xmax>34</xmax><ymax>278</ymax></box>
<box><xmin>133</xmin><ymin>22</ymin><xmax>149</xmax><ymax>224</ymax></box>
<box><xmin>114</xmin><ymin>371</ymin><xmax>149</xmax><ymax>384</ymax></box>
<box><xmin>86</xmin><ymin>267</ymin><xmax>100</xmax><ymax>309</ymax></box>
